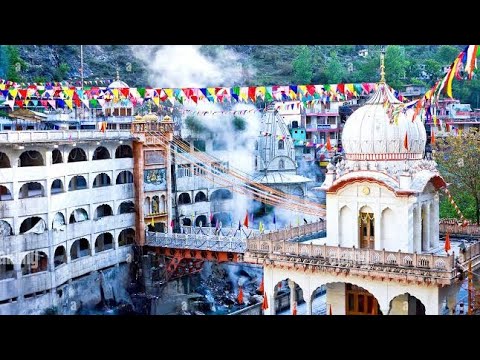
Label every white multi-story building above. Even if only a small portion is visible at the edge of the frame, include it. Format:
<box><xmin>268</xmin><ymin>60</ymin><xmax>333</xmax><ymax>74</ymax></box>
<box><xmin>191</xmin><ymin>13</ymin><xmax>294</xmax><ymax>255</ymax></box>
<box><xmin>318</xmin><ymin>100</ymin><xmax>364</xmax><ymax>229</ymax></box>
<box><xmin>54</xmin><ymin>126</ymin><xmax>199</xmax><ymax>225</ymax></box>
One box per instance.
<box><xmin>0</xmin><ymin>129</ymin><xmax>135</xmax><ymax>314</ymax></box>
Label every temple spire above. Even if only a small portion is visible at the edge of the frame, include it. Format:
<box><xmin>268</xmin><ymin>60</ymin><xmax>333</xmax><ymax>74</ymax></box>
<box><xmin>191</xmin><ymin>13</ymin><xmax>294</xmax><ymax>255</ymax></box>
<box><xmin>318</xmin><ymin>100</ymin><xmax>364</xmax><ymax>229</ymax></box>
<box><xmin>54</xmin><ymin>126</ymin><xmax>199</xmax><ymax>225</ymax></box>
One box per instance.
<box><xmin>379</xmin><ymin>46</ymin><xmax>386</xmax><ymax>84</ymax></box>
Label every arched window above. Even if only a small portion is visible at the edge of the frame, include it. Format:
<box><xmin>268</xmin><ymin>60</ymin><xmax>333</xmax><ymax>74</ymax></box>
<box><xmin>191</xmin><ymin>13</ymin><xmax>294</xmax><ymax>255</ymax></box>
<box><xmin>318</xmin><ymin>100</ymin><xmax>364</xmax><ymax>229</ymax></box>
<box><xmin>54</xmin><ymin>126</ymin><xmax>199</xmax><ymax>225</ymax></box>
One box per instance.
<box><xmin>21</xmin><ymin>251</ymin><xmax>48</xmax><ymax>274</ymax></box>
<box><xmin>20</xmin><ymin>217</ymin><xmax>46</xmax><ymax>234</ymax></box>
<box><xmin>51</xmin><ymin>179</ymin><xmax>64</xmax><ymax>194</ymax></box>
<box><xmin>52</xmin><ymin>149</ymin><xmax>63</xmax><ymax>164</ymax></box>
<box><xmin>93</xmin><ymin>173</ymin><xmax>111</xmax><ymax>188</ymax></box>
<box><xmin>278</xmin><ymin>140</ymin><xmax>285</xmax><ymax>150</ymax></box>
<box><xmin>95</xmin><ymin>233</ymin><xmax>114</xmax><ymax>253</ymax></box>
<box><xmin>279</xmin><ymin>159</ymin><xmax>285</xmax><ymax>170</ymax></box>
<box><xmin>70</xmin><ymin>238</ymin><xmax>90</xmax><ymax>259</ymax></box>
<box><xmin>69</xmin><ymin>176</ymin><xmax>87</xmax><ymax>191</ymax></box>
<box><xmin>118</xmin><ymin>228</ymin><xmax>135</xmax><ymax>246</ymax></box>
<box><xmin>68</xmin><ymin>148</ymin><xmax>87</xmax><ymax>162</ymax></box>
<box><xmin>194</xmin><ymin>191</ymin><xmax>207</xmax><ymax>202</ymax></box>
<box><xmin>95</xmin><ymin>204</ymin><xmax>113</xmax><ymax>219</ymax></box>
<box><xmin>115</xmin><ymin>145</ymin><xmax>133</xmax><ymax>158</ymax></box>
<box><xmin>69</xmin><ymin>208</ymin><xmax>88</xmax><ymax>223</ymax></box>
<box><xmin>0</xmin><ymin>152</ymin><xmax>11</xmax><ymax>168</ymax></box>
<box><xmin>116</xmin><ymin>170</ymin><xmax>133</xmax><ymax>184</ymax></box>
<box><xmin>53</xmin><ymin>246</ymin><xmax>67</xmax><ymax>267</ymax></box>
<box><xmin>0</xmin><ymin>185</ymin><xmax>13</xmax><ymax>201</ymax></box>
<box><xmin>92</xmin><ymin>146</ymin><xmax>110</xmax><ymax>160</ymax></box>
<box><xmin>19</xmin><ymin>182</ymin><xmax>44</xmax><ymax>199</ymax></box>
<box><xmin>118</xmin><ymin>201</ymin><xmax>135</xmax><ymax>214</ymax></box>
<box><xmin>178</xmin><ymin>193</ymin><xmax>191</xmax><ymax>205</ymax></box>
<box><xmin>19</xmin><ymin>150</ymin><xmax>44</xmax><ymax>167</ymax></box>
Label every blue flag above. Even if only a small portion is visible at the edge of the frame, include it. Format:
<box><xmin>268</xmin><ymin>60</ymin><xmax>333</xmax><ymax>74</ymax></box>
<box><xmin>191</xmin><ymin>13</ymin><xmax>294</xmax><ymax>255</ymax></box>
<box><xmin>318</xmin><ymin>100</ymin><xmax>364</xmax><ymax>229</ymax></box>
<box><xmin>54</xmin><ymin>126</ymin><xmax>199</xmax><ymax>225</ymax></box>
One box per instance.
<box><xmin>273</xmin><ymin>213</ymin><xmax>276</xmax><ymax>224</ymax></box>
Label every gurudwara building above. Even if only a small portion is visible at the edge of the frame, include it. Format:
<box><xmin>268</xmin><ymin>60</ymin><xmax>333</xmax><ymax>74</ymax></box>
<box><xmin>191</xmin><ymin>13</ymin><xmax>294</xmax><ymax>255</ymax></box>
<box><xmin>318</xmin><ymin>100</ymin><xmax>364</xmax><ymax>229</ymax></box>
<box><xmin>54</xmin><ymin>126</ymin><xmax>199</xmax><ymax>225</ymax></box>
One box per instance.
<box><xmin>254</xmin><ymin>62</ymin><xmax>477</xmax><ymax>315</ymax></box>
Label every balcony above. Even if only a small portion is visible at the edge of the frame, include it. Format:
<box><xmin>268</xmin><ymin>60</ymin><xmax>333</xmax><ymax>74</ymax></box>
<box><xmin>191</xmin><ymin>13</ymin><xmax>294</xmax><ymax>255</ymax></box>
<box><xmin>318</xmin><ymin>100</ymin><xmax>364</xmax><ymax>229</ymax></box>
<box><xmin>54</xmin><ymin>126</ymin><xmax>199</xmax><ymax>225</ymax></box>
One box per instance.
<box><xmin>22</xmin><ymin>271</ymin><xmax>51</xmax><ymax>295</ymax></box>
<box><xmin>244</xmin><ymin>240</ymin><xmax>469</xmax><ymax>286</ymax></box>
<box><xmin>0</xmin><ymin>130</ymin><xmax>133</xmax><ymax>144</ymax></box>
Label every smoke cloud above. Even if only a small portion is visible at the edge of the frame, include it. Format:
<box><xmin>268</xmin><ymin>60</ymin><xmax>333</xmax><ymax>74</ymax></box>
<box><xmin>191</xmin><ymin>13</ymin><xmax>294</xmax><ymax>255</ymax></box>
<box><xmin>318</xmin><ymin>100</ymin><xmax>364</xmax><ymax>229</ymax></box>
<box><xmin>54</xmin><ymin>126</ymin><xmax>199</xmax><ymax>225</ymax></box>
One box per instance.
<box><xmin>132</xmin><ymin>45</ymin><xmax>253</xmax><ymax>87</ymax></box>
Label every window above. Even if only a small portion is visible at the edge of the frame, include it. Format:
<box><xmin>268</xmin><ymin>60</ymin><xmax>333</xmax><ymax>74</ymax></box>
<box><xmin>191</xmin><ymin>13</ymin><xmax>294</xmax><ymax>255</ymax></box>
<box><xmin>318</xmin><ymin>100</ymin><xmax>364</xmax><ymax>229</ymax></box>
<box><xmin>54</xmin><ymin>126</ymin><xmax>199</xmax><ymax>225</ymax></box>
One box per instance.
<box><xmin>279</xmin><ymin>159</ymin><xmax>285</xmax><ymax>170</ymax></box>
<box><xmin>178</xmin><ymin>164</ymin><xmax>191</xmax><ymax>178</ymax></box>
<box><xmin>278</xmin><ymin>140</ymin><xmax>285</xmax><ymax>150</ymax></box>
<box><xmin>303</xmin><ymin>147</ymin><xmax>310</xmax><ymax>154</ymax></box>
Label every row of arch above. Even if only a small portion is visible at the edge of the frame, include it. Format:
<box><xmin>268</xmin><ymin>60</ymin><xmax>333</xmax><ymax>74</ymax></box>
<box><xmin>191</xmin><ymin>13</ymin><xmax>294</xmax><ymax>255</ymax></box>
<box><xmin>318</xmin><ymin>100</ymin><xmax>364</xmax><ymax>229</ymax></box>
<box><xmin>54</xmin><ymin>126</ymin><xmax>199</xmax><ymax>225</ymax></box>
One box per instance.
<box><xmin>0</xmin><ymin>229</ymin><xmax>135</xmax><ymax>280</ymax></box>
<box><xmin>177</xmin><ymin>189</ymin><xmax>233</xmax><ymax>205</ymax></box>
<box><xmin>272</xmin><ymin>278</ymin><xmax>426</xmax><ymax>315</ymax></box>
<box><xmin>0</xmin><ymin>171</ymin><xmax>133</xmax><ymax>200</ymax></box>
<box><xmin>0</xmin><ymin>201</ymin><xmax>134</xmax><ymax>236</ymax></box>
<box><xmin>0</xmin><ymin>145</ymin><xmax>132</xmax><ymax>168</ymax></box>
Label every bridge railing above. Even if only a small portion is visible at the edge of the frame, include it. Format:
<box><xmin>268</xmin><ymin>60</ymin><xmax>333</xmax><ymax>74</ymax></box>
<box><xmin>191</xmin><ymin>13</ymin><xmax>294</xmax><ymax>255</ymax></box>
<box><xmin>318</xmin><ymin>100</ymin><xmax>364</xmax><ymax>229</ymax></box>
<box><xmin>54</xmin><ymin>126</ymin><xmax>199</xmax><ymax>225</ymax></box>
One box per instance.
<box><xmin>439</xmin><ymin>220</ymin><xmax>480</xmax><ymax>237</ymax></box>
<box><xmin>247</xmin><ymin>221</ymin><xmax>326</xmax><ymax>243</ymax></box>
<box><xmin>181</xmin><ymin>226</ymin><xmax>259</xmax><ymax>238</ymax></box>
<box><xmin>145</xmin><ymin>231</ymin><xmax>247</xmax><ymax>252</ymax></box>
<box><xmin>246</xmin><ymin>239</ymin><xmax>456</xmax><ymax>272</ymax></box>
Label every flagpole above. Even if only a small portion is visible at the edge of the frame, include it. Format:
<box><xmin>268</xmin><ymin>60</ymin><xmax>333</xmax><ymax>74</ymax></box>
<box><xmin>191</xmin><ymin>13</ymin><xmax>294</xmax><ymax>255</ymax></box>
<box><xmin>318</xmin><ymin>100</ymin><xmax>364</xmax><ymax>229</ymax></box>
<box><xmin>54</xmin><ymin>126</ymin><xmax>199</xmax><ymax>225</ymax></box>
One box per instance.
<box><xmin>80</xmin><ymin>45</ymin><xmax>84</xmax><ymax>90</ymax></box>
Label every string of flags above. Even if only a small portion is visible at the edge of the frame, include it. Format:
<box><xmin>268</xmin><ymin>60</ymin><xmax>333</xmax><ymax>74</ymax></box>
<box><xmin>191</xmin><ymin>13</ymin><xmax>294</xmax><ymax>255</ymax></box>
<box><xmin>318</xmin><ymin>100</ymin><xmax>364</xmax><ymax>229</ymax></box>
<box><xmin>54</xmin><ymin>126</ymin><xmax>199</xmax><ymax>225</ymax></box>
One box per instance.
<box><xmin>0</xmin><ymin>79</ymin><xmax>379</xmax><ymax>111</ymax></box>
<box><xmin>443</xmin><ymin>188</ymin><xmax>469</xmax><ymax>226</ymax></box>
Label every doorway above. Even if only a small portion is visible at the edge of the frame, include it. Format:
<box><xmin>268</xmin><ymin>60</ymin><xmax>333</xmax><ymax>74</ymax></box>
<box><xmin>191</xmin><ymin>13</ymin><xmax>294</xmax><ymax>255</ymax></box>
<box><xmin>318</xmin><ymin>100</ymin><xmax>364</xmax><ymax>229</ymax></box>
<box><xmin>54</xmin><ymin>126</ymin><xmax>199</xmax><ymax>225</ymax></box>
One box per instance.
<box><xmin>359</xmin><ymin>210</ymin><xmax>375</xmax><ymax>249</ymax></box>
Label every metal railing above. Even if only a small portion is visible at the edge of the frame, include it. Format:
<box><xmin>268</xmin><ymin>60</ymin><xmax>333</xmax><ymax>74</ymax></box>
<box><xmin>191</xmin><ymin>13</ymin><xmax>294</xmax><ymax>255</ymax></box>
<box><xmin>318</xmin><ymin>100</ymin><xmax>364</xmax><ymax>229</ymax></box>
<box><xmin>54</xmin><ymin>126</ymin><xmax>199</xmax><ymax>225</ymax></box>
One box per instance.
<box><xmin>145</xmin><ymin>231</ymin><xmax>246</xmax><ymax>252</ymax></box>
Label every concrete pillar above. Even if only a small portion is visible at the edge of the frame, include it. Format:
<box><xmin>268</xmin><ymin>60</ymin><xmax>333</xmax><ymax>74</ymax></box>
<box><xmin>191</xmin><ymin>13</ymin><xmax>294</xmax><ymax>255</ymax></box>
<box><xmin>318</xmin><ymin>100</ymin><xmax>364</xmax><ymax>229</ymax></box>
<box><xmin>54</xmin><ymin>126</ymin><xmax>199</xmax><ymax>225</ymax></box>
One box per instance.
<box><xmin>432</xmin><ymin>195</ymin><xmax>439</xmax><ymax>248</ymax></box>
<box><xmin>263</xmin><ymin>265</ymin><xmax>276</xmax><ymax>315</ymax></box>
<box><xmin>375</xmin><ymin>210</ymin><xmax>381</xmax><ymax>251</ymax></box>
<box><xmin>425</xmin><ymin>203</ymin><xmax>431</xmax><ymax>250</ymax></box>
<box><xmin>306</xmin><ymin>298</ymin><xmax>312</xmax><ymax>315</ymax></box>
<box><xmin>288</xmin><ymin>279</ymin><xmax>296</xmax><ymax>315</ymax></box>
<box><xmin>326</xmin><ymin>283</ymin><xmax>346</xmax><ymax>315</ymax></box>
<box><xmin>133</xmin><ymin>140</ymin><xmax>145</xmax><ymax>245</ymax></box>
<box><xmin>415</xmin><ymin>205</ymin><xmax>422</xmax><ymax>253</ymax></box>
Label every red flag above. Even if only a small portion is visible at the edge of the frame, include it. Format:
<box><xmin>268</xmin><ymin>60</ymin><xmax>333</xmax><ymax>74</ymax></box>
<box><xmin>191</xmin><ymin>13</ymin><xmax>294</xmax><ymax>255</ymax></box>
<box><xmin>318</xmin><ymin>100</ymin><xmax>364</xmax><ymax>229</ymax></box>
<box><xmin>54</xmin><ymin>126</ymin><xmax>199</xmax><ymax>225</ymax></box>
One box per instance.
<box><xmin>243</xmin><ymin>211</ymin><xmax>249</xmax><ymax>228</ymax></box>
<box><xmin>445</xmin><ymin>232</ymin><xmax>451</xmax><ymax>253</ymax></box>
<box><xmin>431</xmin><ymin>128</ymin><xmax>435</xmax><ymax>144</ymax></box>
<box><xmin>403</xmin><ymin>132</ymin><xmax>409</xmax><ymax>150</ymax></box>
<box><xmin>325</xmin><ymin>136</ymin><xmax>333</xmax><ymax>151</ymax></box>
<box><xmin>170</xmin><ymin>219</ymin><xmax>174</xmax><ymax>228</ymax></box>
<box><xmin>329</xmin><ymin>304</ymin><xmax>333</xmax><ymax>315</ymax></box>
<box><xmin>237</xmin><ymin>287</ymin><xmax>244</xmax><ymax>304</ymax></box>
<box><xmin>292</xmin><ymin>301</ymin><xmax>297</xmax><ymax>315</ymax></box>
<box><xmin>262</xmin><ymin>292</ymin><xmax>269</xmax><ymax>310</ymax></box>
<box><xmin>258</xmin><ymin>278</ymin><xmax>264</xmax><ymax>293</ymax></box>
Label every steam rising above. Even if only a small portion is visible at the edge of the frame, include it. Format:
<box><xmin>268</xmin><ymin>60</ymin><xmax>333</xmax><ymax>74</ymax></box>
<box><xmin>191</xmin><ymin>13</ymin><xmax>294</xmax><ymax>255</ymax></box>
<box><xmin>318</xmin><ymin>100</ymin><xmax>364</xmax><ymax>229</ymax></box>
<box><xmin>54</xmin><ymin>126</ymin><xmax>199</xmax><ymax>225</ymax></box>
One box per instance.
<box><xmin>132</xmin><ymin>45</ymin><xmax>253</xmax><ymax>87</ymax></box>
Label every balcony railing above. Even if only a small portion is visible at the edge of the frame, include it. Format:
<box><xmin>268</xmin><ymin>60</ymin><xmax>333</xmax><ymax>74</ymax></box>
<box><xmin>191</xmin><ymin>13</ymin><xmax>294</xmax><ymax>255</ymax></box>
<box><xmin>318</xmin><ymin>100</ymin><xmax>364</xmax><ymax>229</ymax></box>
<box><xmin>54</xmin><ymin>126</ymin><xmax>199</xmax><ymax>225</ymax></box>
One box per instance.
<box><xmin>0</xmin><ymin>130</ymin><xmax>133</xmax><ymax>144</ymax></box>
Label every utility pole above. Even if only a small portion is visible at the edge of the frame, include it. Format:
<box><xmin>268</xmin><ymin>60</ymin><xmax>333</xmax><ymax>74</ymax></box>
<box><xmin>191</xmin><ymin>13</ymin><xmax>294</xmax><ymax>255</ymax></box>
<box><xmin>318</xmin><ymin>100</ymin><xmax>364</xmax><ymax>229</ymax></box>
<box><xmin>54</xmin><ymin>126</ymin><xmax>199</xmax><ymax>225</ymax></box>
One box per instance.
<box><xmin>80</xmin><ymin>45</ymin><xmax>84</xmax><ymax>90</ymax></box>
<box><xmin>468</xmin><ymin>260</ymin><xmax>473</xmax><ymax>315</ymax></box>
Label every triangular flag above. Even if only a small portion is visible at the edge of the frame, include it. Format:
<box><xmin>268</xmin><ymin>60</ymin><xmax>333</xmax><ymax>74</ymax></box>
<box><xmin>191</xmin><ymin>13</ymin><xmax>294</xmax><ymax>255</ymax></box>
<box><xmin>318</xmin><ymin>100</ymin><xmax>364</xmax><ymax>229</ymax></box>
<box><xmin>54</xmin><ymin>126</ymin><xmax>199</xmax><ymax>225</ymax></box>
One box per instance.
<box><xmin>170</xmin><ymin>219</ymin><xmax>174</xmax><ymax>228</ymax></box>
<box><xmin>403</xmin><ymin>132</ymin><xmax>409</xmax><ymax>150</ymax></box>
<box><xmin>329</xmin><ymin>304</ymin><xmax>333</xmax><ymax>315</ymax></box>
<box><xmin>237</xmin><ymin>287</ymin><xmax>244</xmax><ymax>304</ymax></box>
<box><xmin>445</xmin><ymin>232</ymin><xmax>451</xmax><ymax>254</ymax></box>
<box><xmin>431</xmin><ymin>128</ymin><xmax>435</xmax><ymax>144</ymax></box>
<box><xmin>262</xmin><ymin>292</ymin><xmax>269</xmax><ymax>310</ymax></box>
<box><xmin>243</xmin><ymin>211</ymin><xmax>249</xmax><ymax>228</ymax></box>
<box><xmin>292</xmin><ymin>301</ymin><xmax>297</xmax><ymax>315</ymax></box>
<box><xmin>258</xmin><ymin>278</ymin><xmax>264</xmax><ymax>293</ymax></box>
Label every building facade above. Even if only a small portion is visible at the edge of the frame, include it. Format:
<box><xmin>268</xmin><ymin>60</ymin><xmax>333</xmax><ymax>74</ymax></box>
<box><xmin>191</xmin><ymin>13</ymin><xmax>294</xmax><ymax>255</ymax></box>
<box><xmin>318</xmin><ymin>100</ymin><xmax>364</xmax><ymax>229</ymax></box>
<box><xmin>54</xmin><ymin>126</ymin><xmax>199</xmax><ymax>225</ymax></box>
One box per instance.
<box><xmin>0</xmin><ymin>130</ymin><xmax>135</xmax><ymax>314</ymax></box>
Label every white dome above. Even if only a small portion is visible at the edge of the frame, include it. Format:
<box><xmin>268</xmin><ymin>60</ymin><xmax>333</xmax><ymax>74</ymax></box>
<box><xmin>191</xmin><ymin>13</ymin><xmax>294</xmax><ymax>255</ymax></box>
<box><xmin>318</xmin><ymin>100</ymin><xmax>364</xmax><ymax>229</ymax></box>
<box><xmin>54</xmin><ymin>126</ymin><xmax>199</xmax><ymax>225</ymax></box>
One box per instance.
<box><xmin>342</xmin><ymin>84</ymin><xmax>426</xmax><ymax>161</ymax></box>
<box><xmin>108</xmin><ymin>80</ymin><xmax>129</xmax><ymax>89</ymax></box>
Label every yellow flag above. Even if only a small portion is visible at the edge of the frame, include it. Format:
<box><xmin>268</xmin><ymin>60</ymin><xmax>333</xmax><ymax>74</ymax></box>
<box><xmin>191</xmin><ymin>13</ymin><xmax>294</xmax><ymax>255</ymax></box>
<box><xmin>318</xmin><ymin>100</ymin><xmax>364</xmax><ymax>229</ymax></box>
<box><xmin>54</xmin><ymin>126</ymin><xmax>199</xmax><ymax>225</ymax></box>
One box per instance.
<box><xmin>164</xmin><ymin>88</ymin><xmax>173</xmax><ymax>98</ymax></box>
<box><xmin>259</xmin><ymin>221</ymin><xmax>264</xmax><ymax>233</ymax></box>
<box><xmin>66</xmin><ymin>89</ymin><xmax>75</xmax><ymax>99</ymax></box>
<box><xmin>9</xmin><ymin>89</ymin><xmax>18</xmax><ymax>99</ymax></box>
<box><xmin>65</xmin><ymin>99</ymin><xmax>73</xmax><ymax>109</ymax></box>
<box><xmin>433</xmin><ymin>115</ymin><xmax>437</xmax><ymax>127</ymax></box>
<box><xmin>0</xmin><ymin>84</ymin><xmax>4</xmax><ymax>90</ymax></box>
<box><xmin>112</xmin><ymin>88</ymin><xmax>119</xmax><ymax>100</ymax></box>
<box><xmin>151</xmin><ymin>217</ymin><xmax>155</xmax><ymax>227</ymax></box>
<box><xmin>239</xmin><ymin>87</ymin><xmax>249</xmax><ymax>102</ymax></box>
<box><xmin>153</xmin><ymin>96</ymin><xmax>160</xmax><ymax>106</ymax></box>
<box><xmin>446</xmin><ymin>57</ymin><xmax>460</xmax><ymax>98</ymax></box>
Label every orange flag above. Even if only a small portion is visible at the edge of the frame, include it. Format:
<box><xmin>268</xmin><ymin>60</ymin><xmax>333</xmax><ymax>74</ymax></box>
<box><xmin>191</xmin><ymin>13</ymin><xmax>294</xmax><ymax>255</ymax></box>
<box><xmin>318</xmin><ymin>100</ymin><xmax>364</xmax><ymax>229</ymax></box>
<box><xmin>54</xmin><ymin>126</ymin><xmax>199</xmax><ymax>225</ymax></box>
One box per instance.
<box><xmin>431</xmin><ymin>128</ymin><xmax>435</xmax><ymax>144</ymax></box>
<box><xmin>237</xmin><ymin>287</ymin><xmax>244</xmax><ymax>304</ymax></box>
<box><xmin>292</xmin><ymin>301</ymin><xmax>297</xmax><ymax>315</ymax></box>
<box><xmin>262</xmin><ymin>292</ymin><xmax>269</xmax><ymax>310</ymax></box>
<box><xmin>325</xmin><ymin>136</ymin><xmax>333</xmax><ymax>151</ymax></box>
<box><xmin>445</xmin><ymin>232</ymin><xmax>451</xmax><ymax>254</ymax></box>
<box><xmin>403</xmin><ymin>132</ymin><xmax>409</xmax><ymax>150</ymax></box>
<box><xmin>243</xmin><ymin>211</ymin><xmax>249</xmax><ymax>228</ymax></box>
<box><xmin>329</xmin><ymin>304</ymin><xmax>333</xmax><ymax>315</ymax></box>
<box><xmin>258</xmin><ymin>278</ymin><xmax>264</xmax><ymax>293</ymax></box>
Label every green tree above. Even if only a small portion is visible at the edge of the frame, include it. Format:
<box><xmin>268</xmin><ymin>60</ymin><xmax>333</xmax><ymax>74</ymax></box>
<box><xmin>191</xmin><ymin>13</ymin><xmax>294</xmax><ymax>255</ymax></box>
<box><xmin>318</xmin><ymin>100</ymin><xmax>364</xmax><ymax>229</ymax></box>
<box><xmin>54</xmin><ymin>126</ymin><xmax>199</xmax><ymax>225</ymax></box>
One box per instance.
<box><xmin>435</xmin><ymin>45</ymin><xmax>461</xmax><ymax>65</ymax></box>
<box><xmin>0</xmin><ymin>45</ymin><xmax>8</xmax><ymax>78</ymax></box>
<box><xmin>324</xmin><ymin>51</ymin><xmax>345</xmax><ymax>83</ymax></box>
<box><xmin>292</xmin><ymin>45</ymin><xmax>313</xmax><ymax>84</ymax></box>
<box><xmin>6</xmin><ymin>45</ymin><xmax>25</xmax><ymax>82</ymax></box>
<box><xmin>434</xmin><ymin>129</ymin><xmax>480</xmax><ymax>224</ymax></box>
<box><xmin>54</xmin><ymin>62</ymin><xmax>69</xmax><ymax>82</ymax></box>
<box><xmin>423</xmin><ymin>59</ymin><xmax>442</xmax><ymax>83</ymax></box>
<box><xmin>355</xmin><ymin>56</ymin><xmax>380</xmax><ymax>82</ymax></box>
<box><xmin>385</xmin><ymin>45</ymin><xmax>408</xmax><ymax>89</ymax></box>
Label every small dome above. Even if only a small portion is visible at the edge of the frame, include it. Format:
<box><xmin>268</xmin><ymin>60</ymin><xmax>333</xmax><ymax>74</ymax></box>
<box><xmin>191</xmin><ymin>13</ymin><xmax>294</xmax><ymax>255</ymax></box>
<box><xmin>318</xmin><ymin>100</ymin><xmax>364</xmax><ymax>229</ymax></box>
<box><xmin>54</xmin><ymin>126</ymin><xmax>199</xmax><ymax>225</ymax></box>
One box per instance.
<box><xmin>342</xmin><ymin>84</ymin><xmax>426</xmax><ymax>161</ymax></box>
<box><xmin>133</xmin><ymin>114</ymin><xmax>143</xmax><ymax>123</ymax></box>
<box><xmin>161</xmin><ymin>115</ymin><xmax>173</xmax><ymax>123</ymax></box>
<box><xmin>142</xmin><ymin>112</ymin><xmax>158</xmax><ymax>122</ymax></box>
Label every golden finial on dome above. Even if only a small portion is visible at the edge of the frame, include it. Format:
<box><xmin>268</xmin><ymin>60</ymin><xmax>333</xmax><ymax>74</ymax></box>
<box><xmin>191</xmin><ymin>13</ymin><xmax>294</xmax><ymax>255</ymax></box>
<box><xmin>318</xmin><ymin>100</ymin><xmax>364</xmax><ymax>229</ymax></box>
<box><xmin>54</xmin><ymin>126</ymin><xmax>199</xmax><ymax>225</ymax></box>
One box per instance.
<box><xmin>162</xmin><ymin>115</ymin><xmax>173</xmax><ymax>123</ymax></box>
<box><xmin>379</xmin><ymin>46</ymin><xmax>386</xmax><ymax>84</ymax></box>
